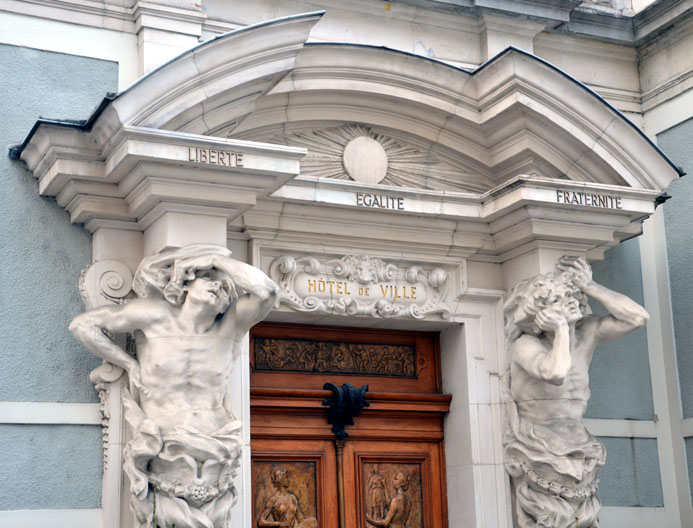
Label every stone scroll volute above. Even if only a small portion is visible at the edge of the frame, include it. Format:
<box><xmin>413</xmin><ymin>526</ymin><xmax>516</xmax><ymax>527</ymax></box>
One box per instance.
<box><xmin>502</xmin><ymin>256</ymin><xmax>649</xmax><ymax>528</ymax></box>
<box><xmin>71</xmin><ymin>245</ymin><xmax>279</xmax><ymax>528</ymax></box>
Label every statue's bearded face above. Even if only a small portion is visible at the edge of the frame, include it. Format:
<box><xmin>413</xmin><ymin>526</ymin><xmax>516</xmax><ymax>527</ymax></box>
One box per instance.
<box><xmin>184</xmin><ymin>270</ymin><xmax>234</xmax><ymax>313</ymax></box>
<box><xmin>540</xmin><ymin>283</ymin><xmax>584</xmax><ymax>323</ymax></box>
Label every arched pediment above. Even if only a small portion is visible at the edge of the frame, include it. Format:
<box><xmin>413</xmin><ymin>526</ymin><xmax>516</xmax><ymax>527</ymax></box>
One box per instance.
<box><xmin>16</xmin><ymin>11</ymin><xmax>679</xmax><ymax>192</ymax></box>
<box><xmin>224</xmin><ymin>43</ymin><xmax>679</xmax><ymax>192</ymax></box>
<box><xmin>14</xmin><ymin>11</ymin><xmax>681</xmax><ymax>259</ymax></box>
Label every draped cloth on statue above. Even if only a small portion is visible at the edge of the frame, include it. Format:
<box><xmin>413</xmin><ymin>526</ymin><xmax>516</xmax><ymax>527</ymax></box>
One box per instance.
<box><xmin>122</xmin><ymin>390</ymin><xmax>242</xmax><ymax>528</ymax></box>
<box><xmin>504</xmin><ymin>401</ymin><xmax>605</xmax><ymax>528</ymax></box>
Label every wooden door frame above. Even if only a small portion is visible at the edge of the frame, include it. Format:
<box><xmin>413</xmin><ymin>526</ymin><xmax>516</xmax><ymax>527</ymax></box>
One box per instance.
<box><xmin>249</xmin><ymin>322</ymin><xmax>451</xmax><ymax>528</ymax></box>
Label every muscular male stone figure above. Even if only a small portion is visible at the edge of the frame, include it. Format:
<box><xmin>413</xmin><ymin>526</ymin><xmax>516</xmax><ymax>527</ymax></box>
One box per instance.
<box><xmin>70</xmin><ymin>244</ymin><xmax>278</xmax><ymax>528</ymax></box>
<box><xmin>503</xmin><ymin>256</ymin><xmax>648</xmax><ymax>528</ymax></box>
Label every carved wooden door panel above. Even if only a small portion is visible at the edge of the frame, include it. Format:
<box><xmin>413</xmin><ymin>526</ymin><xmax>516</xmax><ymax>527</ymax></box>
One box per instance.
<box><xmin>345</xmin><ymin>440</ymin><xmax>447</xmax><ymax>528</ymax></box>
<box><xmin>252</xmin><ymin>438</ymin><xmax>337</xmax><ymax>528</ymax></box>
<box><xmin>249</xmin><ymin>323</ymin><xmax>450</xmax><ymax>528</ymax></box>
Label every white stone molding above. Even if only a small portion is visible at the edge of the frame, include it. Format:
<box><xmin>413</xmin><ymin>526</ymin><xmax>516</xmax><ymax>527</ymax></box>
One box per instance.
<box><xmin>0</xmin><ymin>509</ymin><xmax>102</xmax><ymax>528</ymax></box>
<box><xmin>78</xmin><ymin>259</ymin><xmax>130</xmax><ymax>519</ymax></box>
<box><xmin>14</xmin><ymin>19</ymin><xmax>679</xmax><ymax>266</ymax></box>
<box><xmin>0</xmin><ymin>402</ymin><xmax>101</xmax><ymax>425</ymax></box>
<box><xmin>20</xmin><ymin>125</ymin><xmax>306</xmax><ymax>233</ymax></box>
<box><xmin>17</xmin><ymin>34</ymin><xmax>680</xmax><ymax>204</ymax></box>
<box><xmin>583</xmin><ymin>418</ymin><xmax>657</xmax><ymax>438</ymax></box>
<box><xmin>266</xmin><ymin>175</ymin><xmax>662</xmax><ymax>262</ymax></box>
<box><xmin>134</xmin><ymin>0</ymin><xmax>206</xmax><ymax>75</ymax></box>
<box><xmin>76</xmin><ymin>260</ymin><xmax>131</xmax><ymax>528</ymax></box>
<box><xmin>9</xmin><ymin>12</ymin><xmax>687</xmax><ymax>528</ymax></box>
<box><xmin>442</xmin><ymin>291</ymin><xmax>511</xmax><ymax>528</ymax></box>
<box><xmin>639</xmin><ymin>210</ymin><xmax>693</xmax><ymax>526</ymax></box>
<box><xmin>268</xmin><ymin>253</ymin><xmax>459</xmax><ymax>319</ymax></box>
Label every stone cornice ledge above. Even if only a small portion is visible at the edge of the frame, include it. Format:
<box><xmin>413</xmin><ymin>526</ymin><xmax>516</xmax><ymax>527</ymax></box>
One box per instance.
<box><xmin>267</xmin><ymin>175</ymin><xmax>662</xmax><ymax>261</ymax></box>
<box><xmin>273</xmin><ymin>174</ymin><xmax>662</xmax><ymax>220</ymax></box>
<box><xmin>21</xmin><ymin>125</ymin><xmax>307</xmax><ymax>232</ymax></box>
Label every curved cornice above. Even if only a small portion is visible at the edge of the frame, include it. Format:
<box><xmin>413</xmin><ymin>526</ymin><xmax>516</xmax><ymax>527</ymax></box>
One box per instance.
<box><xmin>12</xmin><ymin>12</ymin><xmax>680</xmax><ymax>196</ymax></box>
<box><xmin>228</xmin><ymin>43</ymin><xmax>681</xmax><ymax>191</ymax></box>
<box><xmin>12</xmin><ymin>11</ymin><xmax>325</xmax><ymax>167</ymax></box>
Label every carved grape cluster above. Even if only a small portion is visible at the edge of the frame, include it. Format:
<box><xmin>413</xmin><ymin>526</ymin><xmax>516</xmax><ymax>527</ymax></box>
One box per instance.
<box><xmin>185</xmin><ymin>485</ymin><xmax>217</xmax><ymax>506</ymax></box>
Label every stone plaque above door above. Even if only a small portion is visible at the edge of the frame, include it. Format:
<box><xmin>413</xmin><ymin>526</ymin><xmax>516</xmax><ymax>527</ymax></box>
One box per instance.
<box><xmin>268</xmin><ymin>253</ymin><xmax>462</xmax><ymax>319</ymax></box>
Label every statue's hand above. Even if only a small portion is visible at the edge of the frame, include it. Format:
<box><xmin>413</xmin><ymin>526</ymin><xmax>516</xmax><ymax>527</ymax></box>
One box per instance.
<box><xmin>127</xmin><ymin>366</ymin><xmax>149</xmax><ymax>397</ymax></box>
<box><xmin>535</xmin><ymin>308</ymin><xmax>568</xmax><ymax>332</ymax></box>
<box><xmin>171</xmin><ymin>254</ymin><xmax>217</xmax><ymax>284</ymax></box>
<box><xmin>557</xmin><ymin>256</ymin><xmax>592</xmax><ymax>289</ymax></box>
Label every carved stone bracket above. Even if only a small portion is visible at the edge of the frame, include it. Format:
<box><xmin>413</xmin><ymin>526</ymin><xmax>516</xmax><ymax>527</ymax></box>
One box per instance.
<box><xmin>79</xmin><ymin>260</ymin><xmax>132</xmax><ymax>474</ymax></box>
<box><xmin>269</xmin><ymin>254</ymin><xmax>453</xmax><ymax>319</ymax></box>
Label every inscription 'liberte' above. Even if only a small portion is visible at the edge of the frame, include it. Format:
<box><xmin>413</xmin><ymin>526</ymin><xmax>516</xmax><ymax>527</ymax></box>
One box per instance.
<box><xmin>556</xmin><ymin>189</ymin><xmax>622</xmax><ymax>209</ymax></box>
<box><xmin>356</xmin><ymin>192</ymin><xmax>404</xmax><ymax>210</ymax></box>
<box><xmin>189</xmin><ymin>147</ymin><xmax>244</xmax><ymax>167</ymax></box>
<box><xmin>307</xmin><ymin>279</ymin><xmax>417</xmax><ymax>300</ymax></box>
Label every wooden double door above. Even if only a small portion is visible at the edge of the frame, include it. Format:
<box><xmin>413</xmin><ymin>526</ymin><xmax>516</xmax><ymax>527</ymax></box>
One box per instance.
<box><xmin>249</xmin><ymin>323</ymin><xmax>450</xmax><ymax>528</ymax></box>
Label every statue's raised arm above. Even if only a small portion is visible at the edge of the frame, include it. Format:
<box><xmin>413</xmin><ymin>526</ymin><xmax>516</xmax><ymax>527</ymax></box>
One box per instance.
<box><xmin>70</xmin><ymin>244</ymin><xmax>279</xmax><ymax>528</ymax></box>
<box><xmin>557</xmin><ymin>256</ymin><xmax>649</xmax><ymax>343</ymax></box>
<box><xmin>503</xmin><ymin>255</ymin><xmax>648</xmax><ymax>528</ymax></box>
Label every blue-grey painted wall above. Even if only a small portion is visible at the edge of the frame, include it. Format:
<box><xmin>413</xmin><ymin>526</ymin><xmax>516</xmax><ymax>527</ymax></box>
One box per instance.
<box><xmin>0</xmin><ymin>44</ymin><xmax>117</xmax><ymax>403</ymax></box>
<box><xmin>657</xmin><ymin>118</ymin><xmax>693</xmax><ymax>418</ymax></box>
<box><xmin>0</xmin><ymin>44</ymin><xmax>117</xmax><ymax>509</ymax></box>
<box><xmin>0</xmin><ymin>425</ymin><xmax>103</xmax><ymax>509</ymax></box>
<box><xmin>598</xmin><ymin>437</ymin><xmax>663</xmax><ymax>507</ymax></box>
<box><xmin>586</xmin><ymin>238</ymin><xmax>654</xmax><ymax>420</ymax></box>
<box><xmin>583</xmin><ymin>240</ymin><xmax>661</xmax><ymax>506</ymax></box>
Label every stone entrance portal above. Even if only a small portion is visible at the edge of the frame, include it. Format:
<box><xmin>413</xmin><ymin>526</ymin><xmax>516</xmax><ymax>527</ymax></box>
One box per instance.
<box><xmin>13</xmin><ymin>11</ymin><xmax>681</xmax><ymax>528</ymax></box>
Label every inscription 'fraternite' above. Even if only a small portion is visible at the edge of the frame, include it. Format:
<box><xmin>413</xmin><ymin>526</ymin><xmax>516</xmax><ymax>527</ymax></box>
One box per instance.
<box><xmin>189</xmin><ymin>147</ymin><xmax>244</xmax><ymax>167</ymax></box>
<box><xmin>556</xmin><ymin>190</ymin><xmax>622</xmax><ymax>209</ymax></box>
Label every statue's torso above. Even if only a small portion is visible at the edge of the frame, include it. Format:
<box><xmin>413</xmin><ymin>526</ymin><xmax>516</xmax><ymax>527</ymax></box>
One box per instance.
<box><xmin>511</xmin><ymin>321</ymin><xmax>598</xmax><ymax>425</ymax></box>
<box><xmin>134</xmin><ymin>314</ymin><xmax>241</xmax><ymax>432</ymax></box>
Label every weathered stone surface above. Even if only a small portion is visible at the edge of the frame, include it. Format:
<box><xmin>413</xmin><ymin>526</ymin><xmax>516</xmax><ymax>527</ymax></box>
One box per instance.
<box><xmin>70</xmin><ymin>245</ymin><xmax>278</xmax><ymax>528</ymax></box>
<box><xmin>503</xmin><ymin>257</ymin><xmax>649</xmax><ymax>527</ymax></box>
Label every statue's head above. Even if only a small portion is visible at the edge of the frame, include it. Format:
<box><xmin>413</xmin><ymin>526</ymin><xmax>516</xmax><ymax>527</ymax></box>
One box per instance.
<box><xmin>132</xmin><ymin>244</ymin><xmax>238</xmax><ymax>312</ymax></box>
<box><xmin>180</xmin><ymin>268</ymin><xmax>236</xmax><ymax>313</ymax></box>
<box><xmin>392</xmin><ymin>471</ymin><xmax>410</xmax><ymax>491</ymax></box>
<box><xmin>504</xmin><ymin>261</ymin><xmax>591</xmax><ymax>339</ymax></box>
<box><xmin>271</xmin><ymin>467</ymin><xmax>289</xmax><ymax>488</ymax></box>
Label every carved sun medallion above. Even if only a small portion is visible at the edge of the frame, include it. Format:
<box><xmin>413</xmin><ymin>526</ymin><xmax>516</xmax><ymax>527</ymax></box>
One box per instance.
<box><xmin>252</xmin><ymin>124</ymin><xmax>487</xmax><ymax>192</ymax></box>
<box><xmin>342</xmin><ymin>136</ymin><xmax>388</xmax><ymax>184</ymax></box>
